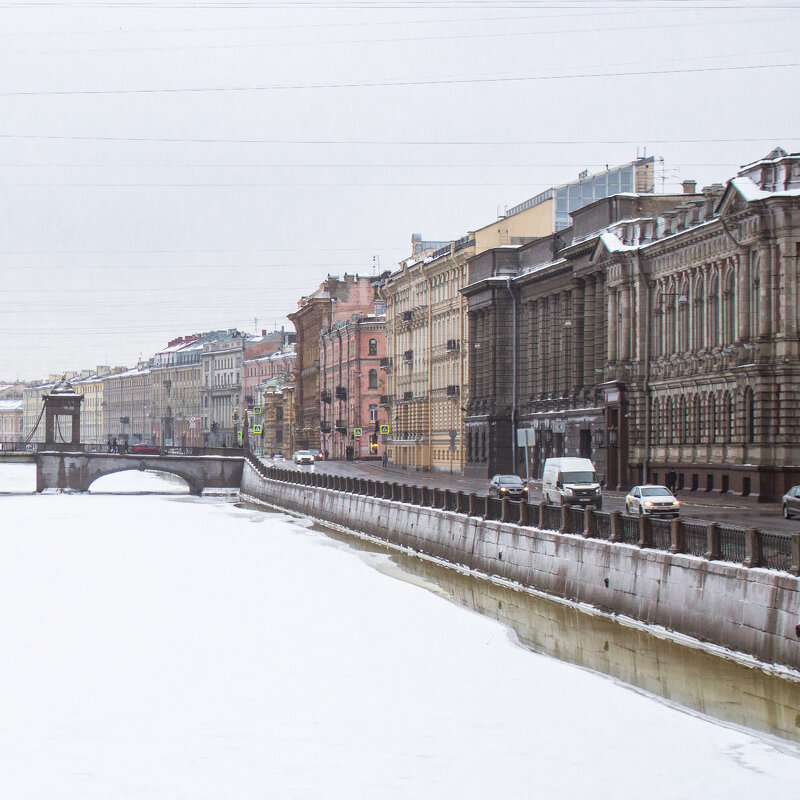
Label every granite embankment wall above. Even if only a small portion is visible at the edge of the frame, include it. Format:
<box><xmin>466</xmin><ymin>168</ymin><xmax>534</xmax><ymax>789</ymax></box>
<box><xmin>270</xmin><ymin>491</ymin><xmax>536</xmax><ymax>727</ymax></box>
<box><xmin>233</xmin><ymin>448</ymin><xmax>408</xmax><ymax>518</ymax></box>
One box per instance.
<box><xmin>241</xmin><ymin>462</ymin><xmax>800</xmax><ymax>671</ymax></box>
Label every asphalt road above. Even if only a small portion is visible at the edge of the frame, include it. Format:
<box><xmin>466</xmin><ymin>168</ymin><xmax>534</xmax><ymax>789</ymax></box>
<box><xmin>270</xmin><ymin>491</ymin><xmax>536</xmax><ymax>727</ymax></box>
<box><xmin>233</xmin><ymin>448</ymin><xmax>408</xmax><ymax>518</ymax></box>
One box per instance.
<box><xmin>260</xmin><ymin>455</ymin><xmax>799</xmax><ymax>536</ymax></box>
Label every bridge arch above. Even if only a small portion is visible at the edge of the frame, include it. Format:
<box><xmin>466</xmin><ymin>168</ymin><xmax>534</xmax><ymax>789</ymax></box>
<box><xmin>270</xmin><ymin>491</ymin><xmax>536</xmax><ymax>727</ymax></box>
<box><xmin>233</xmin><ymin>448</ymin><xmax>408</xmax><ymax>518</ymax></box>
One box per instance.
<box><xmin>79</xmin><ymin>459</ymin><xmax>204</xmax><ymax>494</ymax></box>
<box><xmin>87</xmin><ymin>467</ymin><xmax>193</xmax><ymax>493</ymax></box>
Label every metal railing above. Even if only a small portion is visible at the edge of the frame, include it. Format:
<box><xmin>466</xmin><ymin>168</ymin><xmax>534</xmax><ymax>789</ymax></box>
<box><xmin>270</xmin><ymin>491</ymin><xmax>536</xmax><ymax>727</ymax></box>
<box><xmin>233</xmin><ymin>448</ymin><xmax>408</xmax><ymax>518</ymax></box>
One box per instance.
<box><xmin>241</xmin><ymin>454</ymin><xmax>799</xmax><ymax>576</ymax></box>
<box><xmin>566</xmin><ymin>507</ymin><xmax>585</xmax><ymax>535</ymax></box>
<box><xmin>649</xmin><ymin>518</ymin><xmax>673</xmax><ymax>550</ymax></box>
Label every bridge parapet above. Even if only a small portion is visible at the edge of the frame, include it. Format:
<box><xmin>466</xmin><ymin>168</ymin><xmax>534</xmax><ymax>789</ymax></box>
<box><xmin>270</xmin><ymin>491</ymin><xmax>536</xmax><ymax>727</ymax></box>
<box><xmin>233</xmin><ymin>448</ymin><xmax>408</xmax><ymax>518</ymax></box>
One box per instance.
<box><xmin>35</xmin><ymin>451</ymin><xmax>243</xmax><ymax>495</ymax></box>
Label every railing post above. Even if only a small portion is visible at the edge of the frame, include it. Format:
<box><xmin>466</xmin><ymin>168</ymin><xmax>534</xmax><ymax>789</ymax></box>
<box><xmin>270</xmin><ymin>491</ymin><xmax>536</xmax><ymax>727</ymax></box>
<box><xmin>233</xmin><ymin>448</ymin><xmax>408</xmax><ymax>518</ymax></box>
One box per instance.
<box><xmin>443</xmin><ymin>489</ymin><xmax>451</xmax><ymax>510</ymax></box>
<box><xmin>484</xmin><ymin>494</ymin><xmax>491</xmax><ymax>518</ymax></box>
<box><xmin>539</xmin><ymin>502</ymin><xmax>548</xmax><ymax>529</ymax></box>
<box><xmin>584</xmin><ymin>506</ymin><xmax>594</xmax><ymax>538</ymax></box>
<box><xmin>519</xmin><ymin>500</ymin><xmax>528</xmax><ymax>526</ymax></box>
<box><xmin>638</xmin><ymin>515</ymin><xmax>651</xmax><ymax>548</ymax></box>
<box><xmin>559</xmin><ymin>503</ymin><xmax>569</xmax><ymax>534</ymax></box>
<box><xmin>670</xmin><ymin>519</ymin><xmax>685</xmax><ymax>553</ymax></box>
<box><xmin>706</xmin><ymin>522</ymin><xmax>720</xmax><ymax>561</ymax></box>
<box><xmin>790</xmin><ymin>532</ymin><xmax>800</xmax><ymax>576</ymax></box>
<box><xmin>501</xmin><ymin>497</ymin><xmax>510</xmax><ymax>523</ymax></box>
<box><xmin>468</xmin><ymin>492</ymin><xmax>478</xmax><ymax>516</ymax></box>
<box><xmin>609</xmin><ymin>511</ymin><xmax>622</xmax><ymax>542</ymax></box>
<box><xmin>744</xmin><ymin>528</ymin><xmax>761</xmax><ymax>568</ymax></box>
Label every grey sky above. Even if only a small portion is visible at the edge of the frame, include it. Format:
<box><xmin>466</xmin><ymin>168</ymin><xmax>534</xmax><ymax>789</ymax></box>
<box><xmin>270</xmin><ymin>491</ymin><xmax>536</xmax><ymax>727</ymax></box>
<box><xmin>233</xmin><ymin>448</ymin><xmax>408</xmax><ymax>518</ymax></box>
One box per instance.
<box><xmin>0</xmin><ymin>0</ymin><xmax>797</xmax><ymax>380</ymax></box>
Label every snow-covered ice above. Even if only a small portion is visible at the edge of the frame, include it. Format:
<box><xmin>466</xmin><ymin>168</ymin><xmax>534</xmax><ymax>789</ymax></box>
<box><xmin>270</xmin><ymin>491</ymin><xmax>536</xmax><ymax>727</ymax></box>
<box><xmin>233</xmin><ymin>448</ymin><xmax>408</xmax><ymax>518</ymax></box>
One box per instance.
<box><xmin>0</xmin><ymin>467</ymin><xmax>798</xmax><ymax>798</ymax></box>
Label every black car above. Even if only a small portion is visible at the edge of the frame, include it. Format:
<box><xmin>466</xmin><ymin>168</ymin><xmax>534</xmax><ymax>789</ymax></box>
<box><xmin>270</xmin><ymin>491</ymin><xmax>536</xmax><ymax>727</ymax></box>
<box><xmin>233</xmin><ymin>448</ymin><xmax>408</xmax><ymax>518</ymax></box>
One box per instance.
<box><xmin>782</xmin><ymin>485</ymin><xmax>800</xmax><ymax>518</ymax></box>
<box><xmin>489</xmin><ymin>474</ymin><xmax>529</xmax><ymax>500</ymax></box>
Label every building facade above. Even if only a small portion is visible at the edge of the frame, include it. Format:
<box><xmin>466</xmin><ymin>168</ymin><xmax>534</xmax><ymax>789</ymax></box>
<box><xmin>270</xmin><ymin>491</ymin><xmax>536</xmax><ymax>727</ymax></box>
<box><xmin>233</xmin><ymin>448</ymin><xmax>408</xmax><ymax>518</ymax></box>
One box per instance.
<box><xmin>200</xmin><ymin>330</ymin><xmax>250</xmax><ymax>447</ymax></box>
<box><xmin>0</xmin><ymin>399</ymin><xmax>23</xmax><ymax>445</ymax></box>
<box><xmin>463</xmin><ymin>147</ymin><xmax>800</xmax><ymax>501</ymax></box>
<box><xmin>319</xmin><ymin>312</ymin><xmax>386</xmax><ymax>460</ymax></box>
<box><xmin>383</xmin><ymin>237</ymin><xmax>473</xmax><ymax>472</ymax></box>
<box><xmin>104</xmin><ymin>363</ymin><xmax>152</xmax><ymax>445</ymax></box>
<box><xmin>288</xmin><ymin>274</ymin><xmax>386</xmax><ymax>451</ymax></box>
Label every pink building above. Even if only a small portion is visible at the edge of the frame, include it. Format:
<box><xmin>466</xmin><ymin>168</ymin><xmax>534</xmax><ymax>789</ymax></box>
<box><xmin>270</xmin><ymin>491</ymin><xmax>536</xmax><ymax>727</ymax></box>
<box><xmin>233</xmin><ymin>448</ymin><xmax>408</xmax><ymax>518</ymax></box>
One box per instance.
<box><xmin>320</xmin><ymin>312</ymin><xmax>387</xmax><ymax>460</ymax></box>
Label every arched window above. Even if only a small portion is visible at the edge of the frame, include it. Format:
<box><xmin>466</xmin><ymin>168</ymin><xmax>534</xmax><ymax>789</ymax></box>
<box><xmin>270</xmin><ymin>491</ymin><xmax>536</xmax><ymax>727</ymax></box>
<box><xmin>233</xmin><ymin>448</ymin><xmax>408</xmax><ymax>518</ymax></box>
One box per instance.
<box><xmin>653</xmin><ymin>289</ymin><xmax>664</xmax><ymax>358</ymax></box>
<box><xmin>679</xmin><ymin>395</ymin><xmax>688</xmax><ymax>444</ymax></box>
<box><xmin>722</xmin><ymin>392</ymin><xmax>733</xmax><ymax>443</ymax></box>
<box><xmin>692</xmin><ymin>274</ymin><xmax>705</xmax><ymax>350</ymax></box>
<box><xmin>368</xmin><ymin>369</ymin><xmax>378</xmax><ymax>390</ymax></box>
<box><xmin>678</xmin><ymin>279</ymin><xmax>690</xmax><ymax>352</ymax></box>
<box><xmin>665</xmin><ymin>397</ymin><xmax>674</xmax><ymax>445</ymax></box>
<box><xmin>693</xmin><ymin>395</ymin><xmax>703</xmax><ymax>443</ymax></box>
<box><xmin>744</xmin><ymin>388</ymin><xmax>755</xmax><ymax>444</ymax></box>
<box><xmin>708</xmin><ymin>393</ymin><xmax>717</xmax><ymax>443</ymax></box>
<box><xmin>723</xmin><ymin>268</ymin><xmax>736</xmax><ymax>344</ymax></box>
<box><xmin>368</xmin><ymin>338</ymin><xmax>378</xmax><ymax>355</ymax></box>
<box><xmin>651</xmin><ymin>398</ymin><xmax>660</xmax><ymax>445</ymax></box>
<box><xmin>707</xmin><ymin>273</ymin><xmax>719</xmax><ymax>349</ymax></box>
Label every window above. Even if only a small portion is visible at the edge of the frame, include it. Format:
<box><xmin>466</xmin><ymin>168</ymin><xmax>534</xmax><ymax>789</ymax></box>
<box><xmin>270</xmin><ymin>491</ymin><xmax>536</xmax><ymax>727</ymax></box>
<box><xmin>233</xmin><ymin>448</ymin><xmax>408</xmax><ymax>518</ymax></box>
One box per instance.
<box><xmin>368</xmin><ymin>338</ymin><xmax>378</xmax><ymax>355</ymax></box>
<box><xmin>369</xmin><ymin>404</ymin><xmax>378</xmax><ymax>423</ymax></box>
<box><xmin>368</xmin><ymin>369</ymin><xmax>378</xmax><ymax>390</ymax></box>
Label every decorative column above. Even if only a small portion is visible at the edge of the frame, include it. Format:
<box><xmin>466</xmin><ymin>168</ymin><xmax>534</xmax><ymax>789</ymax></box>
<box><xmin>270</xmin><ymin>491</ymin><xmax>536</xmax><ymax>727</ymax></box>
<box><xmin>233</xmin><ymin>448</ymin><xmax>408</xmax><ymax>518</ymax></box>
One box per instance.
<box><xmin>758</xmin><ymin>241</ymin><xmax>772</xmax><ymax>338</ymax></box>
<box><xmin>608</xmin><ymin>288</ymin><xmax>618</xmax><ymax>363</ymax></box>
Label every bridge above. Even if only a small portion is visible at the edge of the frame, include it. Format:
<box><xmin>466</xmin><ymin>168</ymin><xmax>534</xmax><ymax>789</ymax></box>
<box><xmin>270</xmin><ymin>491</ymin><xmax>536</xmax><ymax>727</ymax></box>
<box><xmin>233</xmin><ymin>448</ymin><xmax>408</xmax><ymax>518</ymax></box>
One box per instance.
<box><xmin>35</xmin><ymin>450</ymin><xmax>244</xmax><ymax>495</ymax></box>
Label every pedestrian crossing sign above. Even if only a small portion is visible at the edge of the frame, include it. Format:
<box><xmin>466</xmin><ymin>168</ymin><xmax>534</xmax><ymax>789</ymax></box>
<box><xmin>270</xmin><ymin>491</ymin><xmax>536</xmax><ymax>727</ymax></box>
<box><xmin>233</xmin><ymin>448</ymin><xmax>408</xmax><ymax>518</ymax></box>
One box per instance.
<box><xmin>253</xmin><ymin>424</ymin><xmax>262</xmax><ymax>434</ymax></box>
<box><xmin>354</xmin><ymin>427</ymin><xmax>363</xmax><ymax>437</ymax></box>
<box><xmin>380</xmin><ymin>424</ymin><xmax>389</xmax><ymax>435</ymax></box>
<box><xmin>253</xmin><ymin>406</ymin><xmax>262</xmax><ymax>415</ymax></box>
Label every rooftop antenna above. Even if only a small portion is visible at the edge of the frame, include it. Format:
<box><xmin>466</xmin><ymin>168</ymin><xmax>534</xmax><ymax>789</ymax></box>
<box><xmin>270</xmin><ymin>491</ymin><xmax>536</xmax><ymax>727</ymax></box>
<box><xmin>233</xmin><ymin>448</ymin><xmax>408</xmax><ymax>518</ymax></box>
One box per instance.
<box><xmin>254</xmin><ymin>316</ymin><xmax>258</xmax><ymax>334</ymax></box>
<box><xmin>372</xmin><ymin>255</ymin><xmax>380</xmax><ymax>275</ymax></box>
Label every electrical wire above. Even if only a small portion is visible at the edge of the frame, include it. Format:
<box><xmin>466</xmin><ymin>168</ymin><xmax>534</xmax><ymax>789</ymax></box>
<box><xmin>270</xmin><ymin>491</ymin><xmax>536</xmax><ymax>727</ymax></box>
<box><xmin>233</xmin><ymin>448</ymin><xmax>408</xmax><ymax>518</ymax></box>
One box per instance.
<box><xmin>0</xmin><ymin>60</ymin><xmax>796</xmax><ymax>96</ymax></box>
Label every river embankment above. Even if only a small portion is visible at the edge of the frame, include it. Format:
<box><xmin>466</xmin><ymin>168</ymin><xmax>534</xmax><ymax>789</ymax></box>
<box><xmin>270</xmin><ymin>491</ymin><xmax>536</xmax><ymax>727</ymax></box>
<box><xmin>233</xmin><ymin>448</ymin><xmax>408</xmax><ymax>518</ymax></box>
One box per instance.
<box><xmin>241</xmin><ymin>460</ymin><xmax>800</xmax><ymax>671</ymax></box>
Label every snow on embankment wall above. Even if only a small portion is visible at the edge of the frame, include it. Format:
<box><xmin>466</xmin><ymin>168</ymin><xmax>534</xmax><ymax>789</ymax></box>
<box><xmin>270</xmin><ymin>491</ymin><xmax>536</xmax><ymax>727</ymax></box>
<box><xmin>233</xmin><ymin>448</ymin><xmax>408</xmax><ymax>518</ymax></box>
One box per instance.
<box><xmin>241</xmin><ymin>463</ymin><xmax>800</xmax><ymax>671</ymax></box>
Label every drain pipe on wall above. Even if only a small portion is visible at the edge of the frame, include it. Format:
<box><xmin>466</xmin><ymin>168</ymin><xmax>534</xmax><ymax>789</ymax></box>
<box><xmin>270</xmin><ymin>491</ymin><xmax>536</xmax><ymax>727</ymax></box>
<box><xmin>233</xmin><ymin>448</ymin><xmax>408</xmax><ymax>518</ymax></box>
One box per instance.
<box><xmin>636</xmin><ymin>251</ymin><xmax>651</xmax><ymax>485</ymax></box>
<box><xmin>505</xmin><ymin>276</ymin><xmax>517</xmax><ymax>471</ymax></box>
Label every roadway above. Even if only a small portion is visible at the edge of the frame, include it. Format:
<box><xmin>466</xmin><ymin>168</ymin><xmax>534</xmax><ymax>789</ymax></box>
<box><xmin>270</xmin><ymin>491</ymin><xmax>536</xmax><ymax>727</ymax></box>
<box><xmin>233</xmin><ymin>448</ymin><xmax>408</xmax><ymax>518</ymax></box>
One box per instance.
<box><xmin>260</xmin><ymin>455</ymin><xmax>799</xmax><ymax>535</ymax></box>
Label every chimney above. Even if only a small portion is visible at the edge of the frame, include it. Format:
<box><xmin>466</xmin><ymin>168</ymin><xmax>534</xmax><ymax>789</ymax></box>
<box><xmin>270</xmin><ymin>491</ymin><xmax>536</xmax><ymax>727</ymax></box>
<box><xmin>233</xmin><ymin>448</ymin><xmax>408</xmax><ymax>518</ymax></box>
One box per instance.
<box><xmin>682</xmin><ymin>179</ymin><xmax>697</xmax><ymax>194</ymax></box>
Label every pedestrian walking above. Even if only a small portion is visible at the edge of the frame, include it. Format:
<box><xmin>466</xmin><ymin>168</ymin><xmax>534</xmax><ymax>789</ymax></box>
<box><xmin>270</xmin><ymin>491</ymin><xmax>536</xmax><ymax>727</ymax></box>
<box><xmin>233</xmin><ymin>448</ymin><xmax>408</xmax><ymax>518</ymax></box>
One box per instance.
<box><xmin>112</xmin><ymin>437</ymin><xmax>117</xmax><ymax>453</ymax></box>
<box><xmin>666</xmin><ymin>468</ymin><xmax>677</xmax><ymax>493</ymax></box>
<box><xmin>382</xmin><ymin>451</ymin><xmax>388</xmax><ymax>468</ymax></box>
<box><xmin>107</xmin><ymin>435</ymin><xmax>113</xmax><ymax>453</ymax></box>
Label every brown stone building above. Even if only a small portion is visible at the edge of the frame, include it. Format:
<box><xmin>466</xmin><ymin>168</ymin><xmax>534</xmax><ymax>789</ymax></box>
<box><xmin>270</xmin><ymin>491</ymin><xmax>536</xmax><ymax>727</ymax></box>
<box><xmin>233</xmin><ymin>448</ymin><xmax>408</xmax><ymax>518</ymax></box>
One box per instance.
<box><xmin>463</xmin><ymin>147</ymin><xmax>800</xmax><ymax>501</ymax></box>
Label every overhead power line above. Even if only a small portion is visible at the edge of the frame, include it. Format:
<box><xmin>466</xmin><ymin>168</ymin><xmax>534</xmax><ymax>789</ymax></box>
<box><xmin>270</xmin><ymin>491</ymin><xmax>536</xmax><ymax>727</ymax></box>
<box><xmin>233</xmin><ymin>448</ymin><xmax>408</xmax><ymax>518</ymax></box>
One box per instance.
<box><xmin>0</xmin><ymin>133</ymin><xmax>795</xmax><ymax>145</ymax></box>
<box><xmin>0</xmin><ymin>60</ymin><xmax>796</xmax><ymax>96</ymax></box>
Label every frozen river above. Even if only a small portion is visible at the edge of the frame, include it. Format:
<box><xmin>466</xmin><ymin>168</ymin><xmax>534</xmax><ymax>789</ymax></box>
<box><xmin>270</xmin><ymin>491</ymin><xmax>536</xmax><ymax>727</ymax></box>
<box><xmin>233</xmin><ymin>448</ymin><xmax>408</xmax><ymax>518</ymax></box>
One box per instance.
<box><xmin>1</xmin><ymin>465</ymin><xmax>799</xmax><ymax>798</ymax></box>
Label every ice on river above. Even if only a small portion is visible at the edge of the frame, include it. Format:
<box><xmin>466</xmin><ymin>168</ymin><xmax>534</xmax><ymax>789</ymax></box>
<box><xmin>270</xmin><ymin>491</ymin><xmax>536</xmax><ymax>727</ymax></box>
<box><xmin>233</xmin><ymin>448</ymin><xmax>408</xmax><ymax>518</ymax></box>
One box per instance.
<box><xmin>0</xmin><ymin>467</ymin><xmax>797</xmax><ymax>798</ymax></box>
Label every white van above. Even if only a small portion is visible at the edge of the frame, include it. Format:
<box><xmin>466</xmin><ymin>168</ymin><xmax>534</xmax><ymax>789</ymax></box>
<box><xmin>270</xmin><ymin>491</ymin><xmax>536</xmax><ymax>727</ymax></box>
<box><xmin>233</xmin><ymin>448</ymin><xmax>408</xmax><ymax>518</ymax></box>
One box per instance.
<box><xmin>541</xmin><ymin>457</ymin><xmax>602</xmax><ymax>509</ymax></box>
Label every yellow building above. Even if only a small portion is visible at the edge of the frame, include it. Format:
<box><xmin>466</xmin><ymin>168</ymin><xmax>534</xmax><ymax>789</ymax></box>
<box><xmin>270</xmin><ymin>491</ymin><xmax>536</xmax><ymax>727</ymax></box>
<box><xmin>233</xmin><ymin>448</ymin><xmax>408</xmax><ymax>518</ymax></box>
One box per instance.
<box><xmin>472</xmin><ymin>189</ymin><xmax>554</xmax><ymax>253</ymax></box>
<box><xmin>383</xmin><ymin>237</ymin><xmax>473</xmax><ymax>472</ymax></box>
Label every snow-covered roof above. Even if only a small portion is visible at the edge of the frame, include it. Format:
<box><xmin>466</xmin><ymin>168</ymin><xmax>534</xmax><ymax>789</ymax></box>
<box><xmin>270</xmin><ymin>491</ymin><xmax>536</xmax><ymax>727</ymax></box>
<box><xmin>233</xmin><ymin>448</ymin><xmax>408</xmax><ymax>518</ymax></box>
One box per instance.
<box><xmin>0</xmin><ymin>399</ymin><xmax>22</xmax><ymax>412</ymax></box>
<box><xmin>730</xmin><ymin>175</ymin><xmax>800</xmax><ymax>202</ymax></box>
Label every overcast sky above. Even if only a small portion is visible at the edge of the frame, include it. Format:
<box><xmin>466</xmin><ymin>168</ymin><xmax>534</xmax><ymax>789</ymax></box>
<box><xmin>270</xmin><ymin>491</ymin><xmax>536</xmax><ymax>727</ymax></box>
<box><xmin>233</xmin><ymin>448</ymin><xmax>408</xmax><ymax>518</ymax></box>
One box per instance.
<box><xmin>0</xmin><ymin>0</ymin><xmax>798</xmax><ymax>381</ymax></box>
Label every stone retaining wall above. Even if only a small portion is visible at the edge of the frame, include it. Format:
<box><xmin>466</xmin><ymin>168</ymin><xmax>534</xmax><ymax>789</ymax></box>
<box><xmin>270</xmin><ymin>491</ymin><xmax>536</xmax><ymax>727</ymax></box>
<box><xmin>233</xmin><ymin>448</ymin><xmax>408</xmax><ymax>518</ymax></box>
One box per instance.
<box><xmin>241</xmin><ymin>462</ymin><xmax>800</xmax><ymax>671</ymax></box>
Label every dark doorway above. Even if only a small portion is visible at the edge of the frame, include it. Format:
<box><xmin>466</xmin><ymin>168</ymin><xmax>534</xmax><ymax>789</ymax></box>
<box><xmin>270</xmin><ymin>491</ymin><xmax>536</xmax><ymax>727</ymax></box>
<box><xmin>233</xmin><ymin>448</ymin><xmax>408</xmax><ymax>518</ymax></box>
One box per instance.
<box><xmin>579</xmin><ymin>428</ymin><xmax>592</xmax><ymax>459</ymax></box>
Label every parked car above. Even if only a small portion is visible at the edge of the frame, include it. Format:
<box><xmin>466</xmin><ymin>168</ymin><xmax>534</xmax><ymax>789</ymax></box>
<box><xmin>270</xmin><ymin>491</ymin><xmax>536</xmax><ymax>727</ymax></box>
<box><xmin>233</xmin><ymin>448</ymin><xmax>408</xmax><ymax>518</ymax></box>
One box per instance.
<box><xmin>625</xmin><ymin>485</ymin><xmax>680</xmax><ymax>517</ymax></box>
<box><xmin>293</xmin><ymin>450</ymin><xmax>315</xmax><ymax>465</ymax></box>
<box><xmin>781</xmin><ymin>485</ymin><xmax>800</xmax><ymax>518</ymax></box>
<box><xmin>273</xmin><ymin>453</ymin><xmax>285</xmax><ymax>461</ymax></box>
<box><xmin>489</xmin><ymin>474</ymin><xmax>529</xmax><ymax>500</ymax></box>
<box><xmin>129</xmin><ymin>443</ymin><xmax>159</xmax><ymax>455</ymax></box>
<box><xmin>541</xmin><ymin>457</ymin><xmax>602</xmax><ymax>508</ymax></box>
